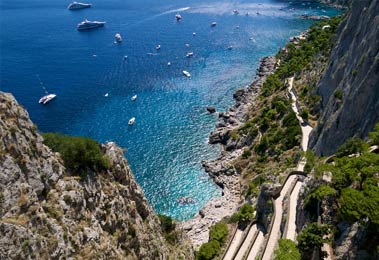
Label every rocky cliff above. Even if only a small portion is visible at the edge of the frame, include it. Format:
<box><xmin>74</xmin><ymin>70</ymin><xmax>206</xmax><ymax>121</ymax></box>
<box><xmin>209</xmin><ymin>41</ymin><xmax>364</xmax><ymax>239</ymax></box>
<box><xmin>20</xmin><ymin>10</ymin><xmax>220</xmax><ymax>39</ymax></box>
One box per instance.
<box><xmin>0</xmin><ymin>92</ymin><xmax>193</xmax><ymax>259</ymax></box>
<box><xmin>309</xmin><ymin>0</ymin><xmax>379</xmax><ymax>156</ymax></box>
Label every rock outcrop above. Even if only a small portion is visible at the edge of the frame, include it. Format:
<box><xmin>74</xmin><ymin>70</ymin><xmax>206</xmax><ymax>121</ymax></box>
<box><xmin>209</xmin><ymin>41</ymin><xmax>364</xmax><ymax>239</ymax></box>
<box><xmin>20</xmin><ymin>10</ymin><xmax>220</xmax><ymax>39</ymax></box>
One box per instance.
<box><xmin>309</xmin><ymin>0</ymin><xmax>379</xmax><ymax>155</ymax></box>
<box><xmin>0</xmin><ymin>92</ymin><xmax>193</xmax><ymax>259</ymax></box>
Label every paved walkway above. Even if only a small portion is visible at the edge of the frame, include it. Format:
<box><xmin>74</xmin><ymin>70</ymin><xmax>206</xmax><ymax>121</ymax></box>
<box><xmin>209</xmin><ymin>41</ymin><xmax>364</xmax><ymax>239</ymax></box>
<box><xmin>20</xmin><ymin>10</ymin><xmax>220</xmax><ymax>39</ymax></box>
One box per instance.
<box><xmin>223</xmin><ymin>229</ymin><xmax>244</xmax><ymax>260</ymax></box>
<box><xmin>246</xmin><ymin>230</ymin><xmax>264</xmax><ymax>260</ymax></box>
<box><xmin>285</xmin><ymin>181</ymin><xmax>302</xmax><ymax>241</ymax></box>
<box><xmin>261</xmin><ymin>174</ymin><xmax>297</xmax><ymax>260</ymax></box>
<box><xmin>235</xmin><ymin>225</ymin><xmax>259</xmax><ymax>260</ymax></box>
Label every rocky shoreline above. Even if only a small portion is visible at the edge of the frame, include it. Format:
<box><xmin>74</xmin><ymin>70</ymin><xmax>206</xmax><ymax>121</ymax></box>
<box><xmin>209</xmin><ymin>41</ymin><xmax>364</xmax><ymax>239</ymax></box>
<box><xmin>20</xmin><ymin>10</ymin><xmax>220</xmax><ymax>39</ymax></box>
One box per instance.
<box><xmin>179</xmin><ymin>56</ymin><xmax>278</xmax><ymax>249</ymax></box>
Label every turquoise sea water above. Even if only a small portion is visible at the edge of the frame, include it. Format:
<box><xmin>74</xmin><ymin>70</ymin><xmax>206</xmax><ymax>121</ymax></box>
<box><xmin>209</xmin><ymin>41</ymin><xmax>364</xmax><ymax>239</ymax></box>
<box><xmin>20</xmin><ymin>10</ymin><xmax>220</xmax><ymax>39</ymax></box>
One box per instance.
<box><xmin>0</xmin><ymin>0</ymin><xmax>339</xmax><ymax>220</ymax></box>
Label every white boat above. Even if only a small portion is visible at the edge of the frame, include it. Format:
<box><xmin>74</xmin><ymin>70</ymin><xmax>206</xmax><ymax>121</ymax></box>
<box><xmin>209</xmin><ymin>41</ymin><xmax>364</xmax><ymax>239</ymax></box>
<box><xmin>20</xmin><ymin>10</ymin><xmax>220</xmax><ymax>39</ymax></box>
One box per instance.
<box><xmin>186</xmin><ymin>52</ymin><xmax>194</xmax><ymax>57</ymax></box>
<box><xmin>233</xmin><ymin>9</ymin><xmax>239</xmax><ymax>15</ymax></box>
<box><xmin>128</xmin><ymin>117</ymin><xmax>136</xmax><ymax>125</ymax></box>
<box><xmin>115</xmin><ymin>33</ymin><xmax>122</xmax><ymax>43</ymax></box>
<box><xmin>68</xmin><ymin>2</ymin><xmax>92</xmax><ymax>10</ymax></box>
<box><xmin>104</xmin><ymin>93</ymin><xmax>109</xmax><ymax>97</ymax></box>
<box><xmin>39</xmin><ymin>94</ymin><xmax>56</xmax><ymax>104</ymax></box>
<box><xmin>77</xmin><ymin>19</ymin><xmax>105</xmax><ymax>31</ymax></box>
<box><xmin>156</xmin><ymin>44</ymin><xmax>161</xmax><ymax>50</ymax></box>
<box><xmin>167</xmin><ymin>62</ymin><xmax>171</xmax><ymax>66</ymax></box>
<box><xmin>211</xmin><ymin>22</ymin><xmax>217</xmax><ymax>27</ymax></box>
<box><xmin>124</xmin><ymin>55</ymin><xmax>128</xmax><ymax>60</ymax></box>
<box><xmin>193</xmin><ymin>32</ymin><xmax>196</xmax><ymax>36</ymax></box>
<box><xmin>227</xmin><ymin>45</ymin><xmax>233</xmax><ymax>50</ymax></box>
<box><xmin>182</xmin><ymin>70</ymin><xmax>191</xmax><ymax>77</ymax></box>
<box><xmin>131</xmin><ymin>95</ymin><xmax>137</xmax><ymax>101</ymax></box>
<box><xmin>175</xmin><ymin>13</ymin><xmax>182</xmax><ymax>21</ymax></box>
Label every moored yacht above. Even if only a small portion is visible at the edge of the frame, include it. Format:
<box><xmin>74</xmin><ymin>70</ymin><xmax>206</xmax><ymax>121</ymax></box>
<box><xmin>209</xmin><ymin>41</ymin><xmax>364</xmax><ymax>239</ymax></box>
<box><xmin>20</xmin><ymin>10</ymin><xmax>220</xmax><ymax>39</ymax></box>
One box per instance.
<box><xmin>115</xmin><ymin>33</ymin><xmax>122</xmax><ymax>43</ymax></box>
<box><xmin>39</xmin><ymin>94</ymin><xmax>57</xmax><ymax>104</ymax></box>
<box><xmin>77</xmin><ymin>19</ymin><xmax>106</xmax><ymax>31</ymax></box>
<box><xmin>182</xmin><ymin>70</ymin><xmax>191</xmax><ymax>77</ymax></box>
<box><xmin>186</xmin><ymin>52</ymin><xmax>194</xmax><ymax>58</ymax></box>
<box><xmin>128</xmin><ymin>117</ymin><xmax>136</xmax><ymax>125</ymax></box>
<box><xmin>68</xmin><ymin>2</ymin><xmax>92</xmax><ymax>10</ymax></box>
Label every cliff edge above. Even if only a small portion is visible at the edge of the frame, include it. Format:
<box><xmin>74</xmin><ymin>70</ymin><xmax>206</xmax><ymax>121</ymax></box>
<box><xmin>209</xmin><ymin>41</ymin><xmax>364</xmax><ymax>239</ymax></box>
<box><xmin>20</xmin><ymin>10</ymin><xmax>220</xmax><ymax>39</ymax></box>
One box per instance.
<box><xmin>309</xmin><ymin>0</ymin><xmax>379</xmax><ymax>155</ymax></box>
<box><xmin>0</xmin><ymin>92</ymin><xmax>193</xmax><ymax>259</ymax></box>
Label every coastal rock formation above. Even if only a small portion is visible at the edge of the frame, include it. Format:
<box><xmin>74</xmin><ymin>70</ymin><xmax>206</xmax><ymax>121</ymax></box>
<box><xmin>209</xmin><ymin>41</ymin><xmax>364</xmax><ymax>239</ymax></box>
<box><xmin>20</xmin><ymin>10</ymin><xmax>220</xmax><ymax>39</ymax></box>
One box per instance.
<box><xmin>310</xmin><ymin>0</ymin><xmax>379</xmax><ymax>155</ymax></box>
<box><xmin>0</xmin><ymin>92</ymin><xmax>193</xmax><ymax>259</ymax></box>
<box><xmin>180</xmin><ymin>56</ymin><xmax>277</xmax><ymax>248</ymax></box>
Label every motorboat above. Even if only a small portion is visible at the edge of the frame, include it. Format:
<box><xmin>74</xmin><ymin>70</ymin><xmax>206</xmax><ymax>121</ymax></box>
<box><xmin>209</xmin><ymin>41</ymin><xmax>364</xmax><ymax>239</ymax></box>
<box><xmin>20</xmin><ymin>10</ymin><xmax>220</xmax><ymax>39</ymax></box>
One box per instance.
<box><xmin>186</xmin><ymin>52</ymin><xmax>194</xmax><ymax>58</ymax></box>
<box><xmin>104</xmin><ymin>93</ymin><xmax>109</xmax><ymax>97</ymax></box>
<box><xmin>115</xmin><ymin>33</ymin><xmax>122</xmax><ymax>43</ymax></box>
<box><xmin>156</xmin><ymin>44</ymin><xmax>161</xmax><ymax>50</ymax></box>
<box><xmin>39</xmin><ymin>94</ymin><xmax>56</xmax><ymax>104</ymax></box>
<box><xmin>128</xmin><ymin>117</ymin><xmax>136</xmax><ymax>125</ymax></box>
<box><xmin>211</xmin><ymin>22</ymin><xmax>217</xmax><ymax>27</ymax></box>
<box><xmin>77</xmin><ymin>19</ymin><xmax>105</xmax><ymax>31</ymax></box>
<box><xmin>182</xmin><ymin>70</ymin><xmax>191</xmax><ymax>77</ymax></box>
<box><xmin>227</xmin><ymin>45</ymin><xmax>233</xmax><ymax>50</ymax></box>
<box><xmin>68</xmin><ymin>2</ymin><xmax>92</xmax><ymax>10</ymax></box>
<box><xmin>233</xmin><ymin>9</ymin><xmax>239</xmax><ymax>15</ymax></box>
<box><xmin>175</xmin><ymin>13</ymin><xmax>182</xmax><ymax>21</ymax></box>
<box><xmin>124</xmin><ymin>55</ymin><xmax>128</xmax><ymax>60</ymax></box>
<box><xmin>193</xmin><ymin>32</ymin><xmax>196</xmax><ymax>36</ymax></box>
<box><xmin>185</xmin><ymin>43</ymin><xmax>190</xmax><ymax>47</ymax></box>
<box><xmin>167</xmin><ymin>62</ymin><xmax>171</xmax><ymax>66</ymax></box>
<box><xmin>131</xmin><ymin>95</ymin><xmax>137</xmax><ymax>101</ymax></box>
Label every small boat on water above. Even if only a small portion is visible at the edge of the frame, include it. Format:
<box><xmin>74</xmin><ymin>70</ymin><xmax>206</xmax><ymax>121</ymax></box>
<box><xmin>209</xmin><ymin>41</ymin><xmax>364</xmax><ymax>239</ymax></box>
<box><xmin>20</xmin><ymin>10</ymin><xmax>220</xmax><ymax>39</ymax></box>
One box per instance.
<box><xmin>227</xmin><ymin>45</ymin><xmax>233</xmax><ymax>50</ymax></box>
<box><xmin>211</xmin><ymin>22</ymin><xmax>217</xmax><ymax>27</ymax></box>
<box><xmin>104</xmin><ymin>93</ymin><xmax>109</xmax><ymax>97</ymax></box>
<box><xmin>185</xmin><ymin>43</ymin><xmax>190</xmax><ymax>47</ymax></box>
<box><xmin>175</xmin><ymin>13</ymin><xmax>182</xmax><ymax>21</ymax></box>
<box><xmin>233</xmin><ymin>9</ymin><xmax>239</xmax><ymax>15</ymax></box>
<box><xmin>182</xmin><ymin>70</ymin><xmax>191</xmax><ymax>77</ymax></box>
<box><xmin>124</xmin><ymin>55</ymin><xmax>128</xmax><ymax>60</ymax></box>
<box><xmin>167</xmin><ymin>62</ymin><xmax>171</xmax><ymax>66</ymax></box>
<box><xmin>186</xmin><ymin>52</ymin><xmax>194</xmax><ymax>58</ymax></box>
<box><xmin>39</xmin><ymin>94</ymin><xmax>56</xmax><ymax>104</ymax></box>
<box><xmin>128</xmin><ymin>117</ymin><xmax>136</xmax><ymax>125</ymax></box>
<box><xmin>177</xmin><ymin>196</ymin><xmax>195</xmax><ymax>204</ymax></box>
<box><xmin>192</xmin><ymin>32</ymin><xmax>196</xmax><ymax>36</ymax></box>
<box><xmin>115</xmin><ymin>33</ymin><xmax>122</xmax><ymax>43</ymax></box>
<box><xmin>77</xmin><ymin>19</ymin><xmax>105</xmax><ymax>31</ymax></box>
<box><xmin>131</xmin><ymin>95</ymin><xmax>137</xmax><ymax>101</ymax></box>
<box><xmin>68</xmin><ymin>2</ymin><xmax>92</xmax><ymax>10</ymax></box>
<box><xmin>156</xmin><ymin>44</ymin><xmax>161</xmax><ymax>50</ymax></box>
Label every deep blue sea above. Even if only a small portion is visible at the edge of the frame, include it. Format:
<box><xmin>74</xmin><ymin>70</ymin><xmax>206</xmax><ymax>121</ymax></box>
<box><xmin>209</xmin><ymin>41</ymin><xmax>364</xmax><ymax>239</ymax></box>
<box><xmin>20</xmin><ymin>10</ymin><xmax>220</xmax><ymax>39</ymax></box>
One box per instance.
<box><xmin>0</xmin><ymin>0</ymin><xmax>339</xmax><ymax>220</ymax></box>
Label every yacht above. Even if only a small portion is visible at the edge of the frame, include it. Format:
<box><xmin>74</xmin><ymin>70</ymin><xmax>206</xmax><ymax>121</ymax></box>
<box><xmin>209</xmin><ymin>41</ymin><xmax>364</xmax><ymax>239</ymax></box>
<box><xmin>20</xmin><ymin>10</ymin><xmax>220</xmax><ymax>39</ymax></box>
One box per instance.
<box><xmin>39</xmin><ymin>94</ymin><xmax>56</xmax><ymax>104</ymax></box>
<box><xmin>128</xmin><ymin>117</ymin><xmax>136</xmax><ymax>125</ymax></box>
<box><xmin>68</xmin><ymin>2</ymin><xmax>92</xmax><ymax>10</ymax></box>
<box><xmin>186</xmin><ymin>52</ymin><xmax>194</xmax><ymax>58</ymax></box>
<box><xmin>104</xmin><ymin>93</ymin><xmax>109</xmax><ymax>97</ymax></box>
<box><xmin>115</xmin><ymin>33</ymin><xmax>122</xmax><ymax>43</ymax></box>
<box><xmin>182</xmin><ymin>70</ymin><xmax>191</xmax><ymax>77</ymax></box>
<box><xmin>131</xmin><ymin>95</ymin><xmax>137</xmax><ymax>101</ymax></box>
<box><xmin>175</xmin><ymin>14</ymin><xmax>182</xmax><ymax>21</ymax></box>
<box><xmin>193</xmin><ymin>32</ymin><xmax>196</xmax><ymax>36</ymax></box>
<box><xmin>227</xmin><ymin>45</ymin><xmax>233</xmax><ymax>50</ymax></box>
<box><xmin>211</xmin><ymin>22</ymin><xmax>217</xmax><ymax>27</ymax></box>
<box><xmin>156</xmin><ymin>44</ymin><xmax>161</xmax><ymax>50</ymax></box>
<box><xmin>77</xmin><ymin>19</ymin><xmax>105</xmax><ymax>31</ymax></box>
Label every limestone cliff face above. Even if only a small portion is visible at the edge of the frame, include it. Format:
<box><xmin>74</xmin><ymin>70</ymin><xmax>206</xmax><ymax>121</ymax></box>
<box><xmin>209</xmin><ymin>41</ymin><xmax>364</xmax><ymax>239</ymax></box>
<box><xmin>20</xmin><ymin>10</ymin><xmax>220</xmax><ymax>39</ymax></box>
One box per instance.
<box><xmin>0</xmin><ymin>92</ymin><xmax>193</xmax><ymax>259</ymax></box>
<box><xmin>309</xmin><ymin>0</ymin><xmax>379</xmax><ymax>156</ymax></box>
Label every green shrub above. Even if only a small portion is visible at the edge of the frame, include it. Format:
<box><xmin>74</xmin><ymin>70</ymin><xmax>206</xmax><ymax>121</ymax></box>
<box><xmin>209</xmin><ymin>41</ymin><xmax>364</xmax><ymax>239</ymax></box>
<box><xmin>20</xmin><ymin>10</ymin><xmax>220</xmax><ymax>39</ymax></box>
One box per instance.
<box><xmin>369</xmin><ymin>123</ymin><xmax>379</xmax><ymax>145</ymax></box>
<box><xmin>196</xmin><ymin>240</ymin><xmax>220</xmax><ymax>260</ymax></box>
<box><xmin>300</xmin><ymin>109</ymin><xmax>309</xmax><ymax>121</ymax></box>
<box><xmin>158</xmin><ymin>214</ymin><xmax>175</xmax><ymax>233</ymax></box>
<box><xmin>334</xmin><ymin>89</ymin><xmax>343</xmax><ymax>99</ymax></box>
<box><xmin>230</xmin><ymin>204</ymin><xmax>255</xmax><ymax>224</ymax></box>
<box><xmin>335</xmin><ymin>137</ymin><xmax>368</xmax><ymax>158</ymax></box>
<box><xmin>43</xmin><ymin>133</ymin><xmax>109</xmax><ymax>176</ymax></box>
<box><xmin>297</xmin><ymin>223</ymin><xmax>331</xmax><ymax>257</ymax></box>
<box><xmin>209</xmin><ymin>222</ymin><xmax>228</xmax><ymax>244</ymax></box>
<box><xmin>274</xmin><ymin>239</ymin><xmax>301</xmax><ymax>260</ymax></box>
<box><xmin>304</xmin><ymin>184</ymin><xmax>337</xmax><ymax>214</ymax></box>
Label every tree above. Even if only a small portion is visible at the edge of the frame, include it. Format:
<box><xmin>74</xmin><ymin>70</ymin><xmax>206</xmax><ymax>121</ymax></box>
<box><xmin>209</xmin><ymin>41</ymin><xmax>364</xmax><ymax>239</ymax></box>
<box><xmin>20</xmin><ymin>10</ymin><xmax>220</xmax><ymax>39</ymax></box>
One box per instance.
<box><xmin>274</xmin><ymin>239</ymin><xmax>301</xmax><ymax>260</ymax></box>
<box><xmin>335</xmin><ymin>138</ymin><xmax>368</xmax><ymax>158</ymax></box>
<box><xmin>209</xmin><ymin>222</ymin><xmax>228</xmax><ymax>244</ymax></box>
<box><xmin>369</xmin><ymin>123</ymin><xmax>379</xmax><ymax>145</ymax></box>
<box><xmin>297</xmin><ymin>223</ymin><xmax>331</xmax><ymax>257</ymax></box>
<box><xmin>230</xmin><ymin>204</ymin><xmax>255</xmax><ymax>224</ymax></box>
<box><xmin>196</xmin><ymin>240</ymin><xmax>220</xmax><ymax>260</ymax></box>
<box><xmin>158</xmin><ymin>214</ymin><xmax>175</xmax><ymax>233</ymax></box>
